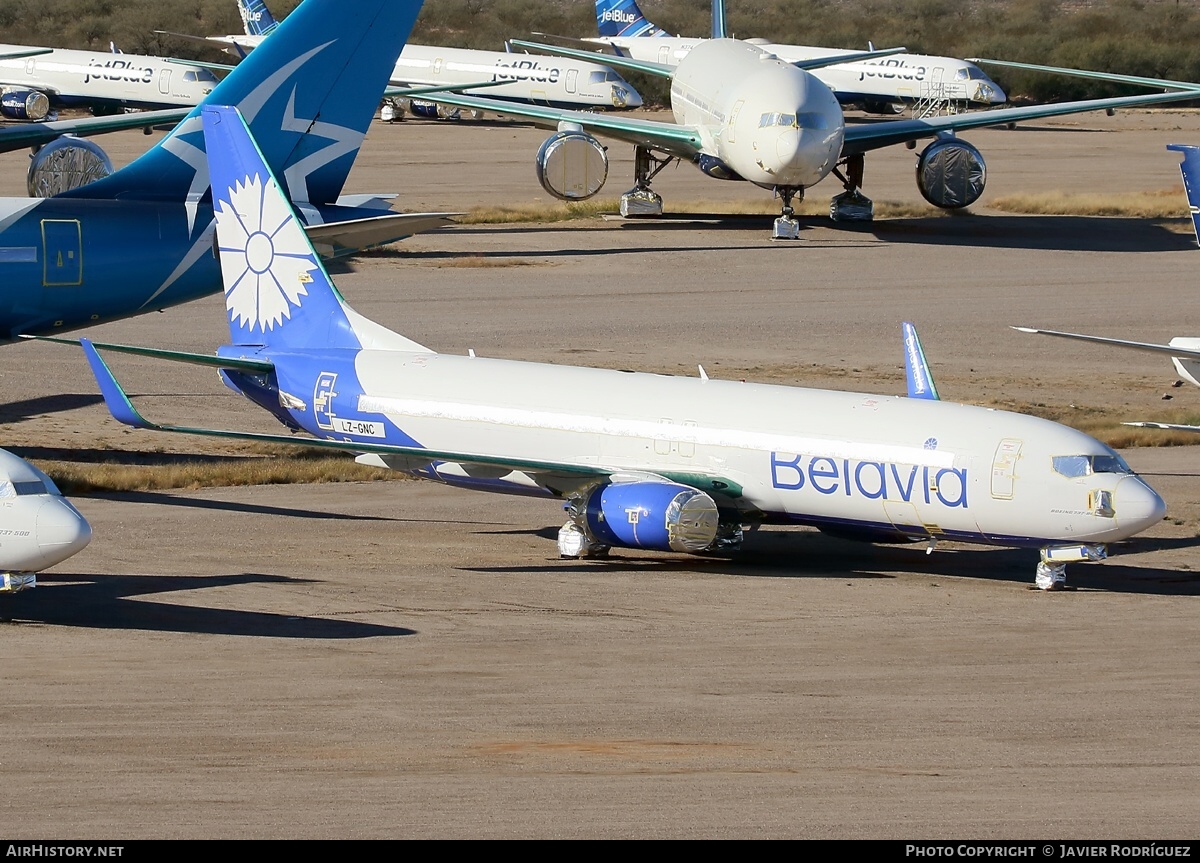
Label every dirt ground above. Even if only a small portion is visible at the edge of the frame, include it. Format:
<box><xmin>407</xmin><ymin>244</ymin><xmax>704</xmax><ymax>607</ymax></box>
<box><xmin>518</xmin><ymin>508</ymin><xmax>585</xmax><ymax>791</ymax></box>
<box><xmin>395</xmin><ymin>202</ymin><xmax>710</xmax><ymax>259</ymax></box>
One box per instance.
<box><xmin>1</xmin><ymin>109</ymin><xmax>1199</xmax><ymax>839</ymax></box>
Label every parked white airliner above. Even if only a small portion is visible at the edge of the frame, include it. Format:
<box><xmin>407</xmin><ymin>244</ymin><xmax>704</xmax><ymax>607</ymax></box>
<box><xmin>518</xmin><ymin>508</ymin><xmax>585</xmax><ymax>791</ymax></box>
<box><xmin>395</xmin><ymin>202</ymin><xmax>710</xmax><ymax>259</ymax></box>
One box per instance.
<box><xmin>428</xmin><ymin>36</ymin><xmax>1200</xmax><ymax>237</ymax></box>
<box><xmin>74</xmin><ymin>104</ymin><xmax>1167</xmax><ymax>590</ymax></box>
<box><xmin>176</xmin><ymin>0</ymin><xmax>642</xmax><ymax>115</ymax></box>
<box><xmin>0</xmin><ymin>448</ymin><xmax>91</xmax><ymax>594</ymax></box>
<box><xmin>585</xmin><ymin>0</ymin><xmax>1005</xmax><ymax>113</ymax></box>
<box><xmin>0</xmin><ymin>43</ymin><xmax>217</xmax><ymax>119</ymax></box>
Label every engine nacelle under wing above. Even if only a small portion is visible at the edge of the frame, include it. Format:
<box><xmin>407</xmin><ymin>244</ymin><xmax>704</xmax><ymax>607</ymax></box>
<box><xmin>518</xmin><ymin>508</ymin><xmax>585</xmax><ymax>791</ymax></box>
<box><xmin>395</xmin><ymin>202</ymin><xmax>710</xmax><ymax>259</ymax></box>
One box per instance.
<box><xmin>0</xmin><ymin>88</ymin><xmax>50</xmax><ymax>121</ymax></box>
<box><xmin>536</xmin><ymin>130</ymin><xmax>609</xmax><ymax>201</ymax></box>
<box><xmin>27</xmin><ymin>136</ymin><xmax>113</xmax><ymax>197</ymax></box>
<box><xmin>916</xmin><ymin>136</ymin><xmax>986</xmax><ymax>209</ymax></box>
<box><xmin>582</xmin><ymin>480</ymin><xmax>720</xmax><ymax>553</ymax></box>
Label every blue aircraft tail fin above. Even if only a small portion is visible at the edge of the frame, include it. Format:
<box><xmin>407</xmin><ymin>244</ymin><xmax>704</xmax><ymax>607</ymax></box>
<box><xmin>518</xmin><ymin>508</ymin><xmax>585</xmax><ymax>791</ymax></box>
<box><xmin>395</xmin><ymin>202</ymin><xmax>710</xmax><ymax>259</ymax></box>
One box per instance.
<box><xmin>902</xmin><ymin>322</ymin><xmax>941</xmax><ymax>401</ymax></box>
<box><xmin>1168</xmin><ymin>144</ymin><xmax>1200</xmax><ymax>248</ymax></box>
<box><xmin>238</xmin><ymin>0</ymin><xmax>280</xmax><ymax>37</ymax></box>
<box><xmin>202</xmin><ymin>105</ymin><xmax>359</xmax><ymax>350</ymax></box>
<box><xmin>596</xmin><ymin>0</ymin><xmax>669</xmax><ymax>38</ymax></box>
<box><xmin>712</xmin><ymin>0</ymin><xmax>727</xmax><ymax>39</ymax></box>
<box><xmin>62</xmin><ymin>0</ymin><xmax>423</xmax><ymax>210</ymax></box>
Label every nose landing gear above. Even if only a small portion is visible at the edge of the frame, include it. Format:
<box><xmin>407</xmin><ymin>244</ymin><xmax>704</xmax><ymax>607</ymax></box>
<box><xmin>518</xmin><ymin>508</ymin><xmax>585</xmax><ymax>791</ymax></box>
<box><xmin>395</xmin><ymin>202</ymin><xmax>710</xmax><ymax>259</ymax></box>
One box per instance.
<box><xmin>773</xmin><ymin>186</ymin><xmax>803</xmax><ymax>240</ymax></box>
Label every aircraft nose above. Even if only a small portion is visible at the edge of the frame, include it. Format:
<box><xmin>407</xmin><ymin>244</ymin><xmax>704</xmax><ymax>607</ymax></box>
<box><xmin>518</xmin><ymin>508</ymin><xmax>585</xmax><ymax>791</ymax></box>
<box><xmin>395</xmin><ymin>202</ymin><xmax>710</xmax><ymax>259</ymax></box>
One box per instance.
<box><xmin>617</xmin><ymin>86</ymin><xmax>642</xmax><ymax>108</ymax></box>
<box><xmin>36</xmin><ymin>499</ymin><xmax>92</xmax><ymax>568</ymax></box>
<box><xmin>1116</xmin><ymin>475</ymin><xmax>1167</xmax><ymax>536</ymax></box>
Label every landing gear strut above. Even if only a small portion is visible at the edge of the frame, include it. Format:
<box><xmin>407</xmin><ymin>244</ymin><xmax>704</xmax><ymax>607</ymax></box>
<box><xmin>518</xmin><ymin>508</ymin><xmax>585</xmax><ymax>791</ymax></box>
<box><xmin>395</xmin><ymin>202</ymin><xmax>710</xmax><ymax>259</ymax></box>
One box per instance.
<box><xmin>773</xmin><ymin>186</ymin><xmax>803</xmax><ymax>240</ymax></box>
<box><xmin>620</xmin><ymin>146</ymin><xmax>670</xmax><ymax>217</ymax></box>
<box><xmin>830</xmin><ymin>153</ymin><xmax>874</xmax><ymax>222</ymax></box>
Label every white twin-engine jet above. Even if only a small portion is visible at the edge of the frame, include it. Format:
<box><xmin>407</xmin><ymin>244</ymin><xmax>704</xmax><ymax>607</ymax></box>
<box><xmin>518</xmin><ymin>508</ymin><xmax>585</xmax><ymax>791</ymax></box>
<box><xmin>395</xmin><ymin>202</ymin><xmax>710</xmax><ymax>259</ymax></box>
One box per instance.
<box><xmin>72</xmin><ymin>104</ymin><xmax>1166</xmax><ymax>591</ymax></box>
<box><xmin>427</xmin><ymin>37</ymin><xmax>1200</xmax><ymax>239</ymax></box>
<box><xmin>584</xmin><ymin>0</ymin><xmax>1005</xmax><ymax>114</ymax></box>
<box><xmin>170</xmin><ymin>0</ymin><xmax>643</xmax><ymax>117</ymax></box>
<box><xmin>0</xmin><ymin>448</ymin><xmax>91</xmax><ymax>596</ymax></box>
<box><xmin>0</xmin><ymin>42</ymin><xmax>217</xmax><ymax>120</ymax></box>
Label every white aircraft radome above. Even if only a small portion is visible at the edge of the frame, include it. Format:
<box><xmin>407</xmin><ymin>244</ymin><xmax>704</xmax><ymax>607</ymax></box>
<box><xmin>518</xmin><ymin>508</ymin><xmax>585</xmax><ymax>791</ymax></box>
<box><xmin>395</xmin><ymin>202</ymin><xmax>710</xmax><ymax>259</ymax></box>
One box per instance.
<box><xmin>583</xmin><ymin>0</ymin><xmax>1005</xmax><ymax>113</ymax></box>
<box><xmin>72</xmin><ymin>104</ymin><xmax>1167</xmax><ymax>591</ymax></box>
<box><xmin>0</xmin><ymin>448</ymin><xmax>91</xmax><ymax>595</ymax></box>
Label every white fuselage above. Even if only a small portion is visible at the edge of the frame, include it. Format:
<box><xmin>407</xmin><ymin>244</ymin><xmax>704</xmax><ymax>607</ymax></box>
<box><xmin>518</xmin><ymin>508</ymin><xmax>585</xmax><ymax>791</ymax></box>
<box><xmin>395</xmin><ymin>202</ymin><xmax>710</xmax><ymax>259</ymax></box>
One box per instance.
<box><xmin>214</xmin><ymin>35</ymin><xmax>642</xmax><ymax>110</ymax></box>
<box><xmin>0</xmin><ymin>448</ymin><xmax>91</xmax><ymax>578</ymax></box>
<box><xmin>0</xmin><ymin>44</ymin><xmax>218</xmax><ymax>111</ymax></box>
<box><xmin>321</xmin><ymin>349</ymin><xmax>1165</xmax><ymax>549</ymax></box>
<box><xmin>591</xmin><ymin>35</ymin><xmax>1006</xmax><ymax>107</ymax></box>
<box><xmin>670</xmin><ymin>39</ymin><xmax>844</xmax><ymax>189</ymax></box>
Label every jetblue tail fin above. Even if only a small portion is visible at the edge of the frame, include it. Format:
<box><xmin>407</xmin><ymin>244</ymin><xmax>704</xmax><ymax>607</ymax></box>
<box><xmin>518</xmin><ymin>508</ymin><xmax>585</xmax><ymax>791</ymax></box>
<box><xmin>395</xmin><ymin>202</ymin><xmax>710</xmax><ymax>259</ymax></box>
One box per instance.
<box><xmin>63</xmin><ymin>0</ymin><xmax>423</xmax><ymax>210</ymax></box>
<box><xmin>203</xmin><ymin>105</ymin><xmax>357</xmax><ymax>349</ymax></box>
<box><xmin>902</xmin><ymin>322</ymin><xmax>941</xmax><ymax>400</ymax></box>
<box><xmin>712</xmin><ymin>0</ymin><xmax>727</xmax><ymax>39</ymax></box>
<box><xmin>1168</xmin><ymin>144</ymin><xmax>1200</xmax><ymax>247</ymax></box>
<box><xmin>596</xmin><ymin>0</ymin><xmax>669</xmax><ymax>38</ymax></box>
<box><xmin>238</xmin><ymin>0</ymin><xmax>280</xmax><ymax>37</ymax></box>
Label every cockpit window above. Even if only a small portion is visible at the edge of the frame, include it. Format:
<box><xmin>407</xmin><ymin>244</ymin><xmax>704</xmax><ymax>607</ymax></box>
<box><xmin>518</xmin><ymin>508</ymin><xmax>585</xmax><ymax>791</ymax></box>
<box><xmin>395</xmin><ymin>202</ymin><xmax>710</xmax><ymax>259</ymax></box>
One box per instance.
<box><xmin>759</xmin><ymin>112</ymin><xmax>795</xmax><ymax>128</ymax></box>
<box><xmin>589</xmin><ymin>70</ymin><xmax>622</xmax><ymax>84</ymax></box>
<box><xmin>1052</xmin><ymin>454</ymin><xmax>1132</xmax><ymax>478</ymax></box>
<box><xmin>955</xmin><ymin>68</ymin><xmax>969</xmax><ymax>80</ymax></box>
<box><xmin>967</xmin><ymin>67</ymin><xmax>989</xmax><ymax>80</ymax></box>
<box><xmin>0</xmin><ymin>479</ymin><xmax>47</xmax><ymax>497</ymax></box>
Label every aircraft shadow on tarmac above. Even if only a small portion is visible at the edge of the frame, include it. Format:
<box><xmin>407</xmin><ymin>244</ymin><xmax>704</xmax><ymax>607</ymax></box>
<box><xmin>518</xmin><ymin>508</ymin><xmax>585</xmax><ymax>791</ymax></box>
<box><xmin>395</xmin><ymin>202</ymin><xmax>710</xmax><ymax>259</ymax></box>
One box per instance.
<box><xmin>0</xmin><ymin>393</ymin><xmax>102</xmax><ymax>424</ymax></box>
<box><xmin>469</xmin><ymin>524</ymin><xmax>1200</xmax><ymax>595</ymax></box>
<box><xmin>1</xmin><ymin>572</ymin><xmax>416</xmax><ymax>637</ymax></box>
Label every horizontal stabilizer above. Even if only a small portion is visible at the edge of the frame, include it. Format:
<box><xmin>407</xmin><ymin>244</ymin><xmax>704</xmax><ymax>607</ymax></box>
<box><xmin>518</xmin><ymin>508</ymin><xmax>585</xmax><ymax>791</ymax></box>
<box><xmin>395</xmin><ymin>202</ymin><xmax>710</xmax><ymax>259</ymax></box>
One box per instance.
<box><xmin>41</xmin><ymin>336</ymin><xmax>274</xmax><ymax>373</ymax></box>
<box><xmin>902</xmin><ymin>321</ymin><xmax>940</xmax><ymax>400</ymax></box>
<box><xmin>792</xmin><ymin>47</ymin><xmax>907</xmax><ymax>72</ymax></box>
<box><xmin>304</xmin><ymin>212</ymin><xmax>459</xmax><ymax>258</ymax></box>
<box><xmin>508</xmin><ymin>38</ymin><xmax>674</xmax><ymax>79</ymax></box>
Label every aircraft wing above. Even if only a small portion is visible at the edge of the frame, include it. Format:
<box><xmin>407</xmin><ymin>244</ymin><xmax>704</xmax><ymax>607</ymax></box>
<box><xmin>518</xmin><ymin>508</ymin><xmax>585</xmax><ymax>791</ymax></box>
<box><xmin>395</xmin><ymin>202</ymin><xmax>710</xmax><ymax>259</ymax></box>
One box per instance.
<box><xmin>80</xmin><ymin>339</ymin><xmax>743</xmax><ymax>499</ymax></box>
<box><xmin>0</xmin><ymin>107</ymin><xmax>188</xmax><ymax>155</ymax></box>
<box><xmin>970</xmin><ymin>59</ymin><xmax>1200</xmax><ymax>93</ymax></box>
<box><xmin>1124</xmin><ymin>421</ymin><xmax>1200</xmax><ymax>433</ymax></box>
<box><xmin>841</xmin><ymin>89</ymin><xmax>1200</xmax><ymax>155</ymax></box>
<box><xmin>1011</xmin><ymin>327</ymin><xmax>1200</xmax><ymax>360</ymax></box>
<box><xmin>416</xmin><ymin>91</ymin><xmax>703</xmax><ymax>158</ymax></box>
<box><xmin>791</xmin><ymin>47</ymin><xmax>906</xmax><ymax>72</ymax></box>
<box><xmin>509</xmin><ymin>39</ymin><xmax>674</xmax><ymax>79</ymax></box>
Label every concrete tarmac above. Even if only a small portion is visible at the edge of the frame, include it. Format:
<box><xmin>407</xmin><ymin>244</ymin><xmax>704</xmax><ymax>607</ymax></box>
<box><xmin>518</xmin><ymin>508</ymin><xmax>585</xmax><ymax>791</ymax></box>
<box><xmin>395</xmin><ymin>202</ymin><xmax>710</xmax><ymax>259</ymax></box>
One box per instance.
<box><xmin>1</xmin><ymin>110</ymin><xmax>1199</xmax><ymax>838</ymax></box>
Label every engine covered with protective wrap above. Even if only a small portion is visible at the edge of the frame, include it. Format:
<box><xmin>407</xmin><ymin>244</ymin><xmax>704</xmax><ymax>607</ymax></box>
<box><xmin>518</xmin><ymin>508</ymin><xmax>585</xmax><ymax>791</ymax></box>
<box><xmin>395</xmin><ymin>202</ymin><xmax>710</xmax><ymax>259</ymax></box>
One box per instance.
<box><xmin>27</xmin><ymin>136</ymin><xmax>113</xmax><ymax>197</ymax></box>
<box><xmin>915</xmin><ymin>137</ymin><xmax>986</xmax><ymax>209</ymax></box>
<box><xmin>581</xmin><ymin>480</ymin><xmax>720</xmax><ymax>553</ymax></box>
<box><xmin>536</xmin><ymin>130</ymin><xmax>608</xmax><ymax>200</ymax></box>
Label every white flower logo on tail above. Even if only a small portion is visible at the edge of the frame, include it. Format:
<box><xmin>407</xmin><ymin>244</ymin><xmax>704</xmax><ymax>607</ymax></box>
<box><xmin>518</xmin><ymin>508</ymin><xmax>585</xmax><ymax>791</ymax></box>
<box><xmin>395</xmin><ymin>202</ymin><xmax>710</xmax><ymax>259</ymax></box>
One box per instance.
<box><xmin>214</xmin><ymin>173</ymin><xmax>315</xmax><ymax>332</ymax></box>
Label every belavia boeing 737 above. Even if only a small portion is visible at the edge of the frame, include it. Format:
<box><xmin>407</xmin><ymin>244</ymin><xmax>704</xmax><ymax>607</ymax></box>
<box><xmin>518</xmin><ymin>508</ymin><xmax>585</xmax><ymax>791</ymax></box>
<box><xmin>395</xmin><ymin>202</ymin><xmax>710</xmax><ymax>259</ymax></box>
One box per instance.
<box><xmin>74</xmin><ymin>104</ymin><xmax>1167</xmax><ymax>590</ymax></box>
<box><xmin>0</xmin><ymin>0</ymin><xmax>444</xmax><ymax>340</ymax></box>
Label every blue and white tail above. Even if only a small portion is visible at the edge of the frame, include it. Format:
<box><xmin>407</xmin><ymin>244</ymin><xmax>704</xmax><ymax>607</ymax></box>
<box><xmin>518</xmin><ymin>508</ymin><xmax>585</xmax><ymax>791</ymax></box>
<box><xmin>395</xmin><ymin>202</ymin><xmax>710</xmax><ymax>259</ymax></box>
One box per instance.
<box><xmin>62</xmin><ymin>0</ymin><xmax>423</xmax><ymax>210</ymax></box>
<box><xmin>203</xmin><ymin>105</ymin><xmax>426</xmax><ymax>354</ymax></box>
<box><xmin>711</xmin><ymin>0</ymin><xmax>727</xmax><ymax>39</ymax></box>
<box><xmin>238</xmin><ymin>0</ymin><xmax>279</xmax><ymax>37</ymax></box>
<box><xmin>1168</xmin><ymin>144</ymin><xmax>1200</xmax><ymax>248</ymax></box>
<box><xmin>596</xmin><ymin>0</ymin><xmax>668</xmax><ymax>38</ymax></box>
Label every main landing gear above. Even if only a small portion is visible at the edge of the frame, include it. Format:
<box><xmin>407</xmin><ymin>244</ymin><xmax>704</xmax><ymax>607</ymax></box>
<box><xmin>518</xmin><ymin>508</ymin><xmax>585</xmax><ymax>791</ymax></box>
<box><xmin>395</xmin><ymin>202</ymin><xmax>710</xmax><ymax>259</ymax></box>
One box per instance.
<box><xmin>620</xmin><ymin>146</ymin><xmax>670</xmax><ymax>217</ymax></box>
<box><xmin>829</xmin><ymin>153</ymin><xmax>875</xmax><ymax>223</ymax></box>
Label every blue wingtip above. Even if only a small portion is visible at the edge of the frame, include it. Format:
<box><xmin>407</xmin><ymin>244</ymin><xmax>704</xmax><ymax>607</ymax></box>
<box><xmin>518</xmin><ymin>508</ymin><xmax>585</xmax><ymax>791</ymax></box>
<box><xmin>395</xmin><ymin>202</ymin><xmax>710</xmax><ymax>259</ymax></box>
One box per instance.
<box><xmin>1168</xmin><ymin>144</ymin><xmax>1200</xmax><ymax>248</ymax></box>
<box><xmin>80</xmin><ymin>339</ymin><xmax>150</xmax><ymax>429</ymax></box>
<box><xmin>902</xmin><ymin>322</ymin><xmax>941</xmax><ymax>401</ymax></box>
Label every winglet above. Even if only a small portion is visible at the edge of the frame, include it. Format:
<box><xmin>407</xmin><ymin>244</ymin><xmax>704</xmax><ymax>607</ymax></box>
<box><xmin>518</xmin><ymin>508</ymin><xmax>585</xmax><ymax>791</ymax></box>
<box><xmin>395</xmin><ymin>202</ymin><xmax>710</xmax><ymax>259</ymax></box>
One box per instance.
<box><xmin>80</xmin><ymin>339</ymin><xmax>156</xmax><ymax>430</ymax></box>
<box><xmin>902</xmin><ymin>322</ymin><xmax>941</xmax><ymax>400</ymax></box>
<box><xmin>1168</xmin><ymin>144</ymin><xmax>1200</xmax><ymax>247</ymax></box>
<box><xmin>712</xmin><ymin>0</ymin><xmax>727</xmax><ymax>39</ymax></box>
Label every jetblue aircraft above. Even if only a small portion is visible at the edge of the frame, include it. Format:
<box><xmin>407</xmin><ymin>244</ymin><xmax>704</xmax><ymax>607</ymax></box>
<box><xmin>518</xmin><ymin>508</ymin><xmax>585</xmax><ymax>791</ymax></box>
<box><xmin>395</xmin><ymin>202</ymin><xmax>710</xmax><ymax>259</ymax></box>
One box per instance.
<box><xmin>586</xmin><ymin>0</ymin><xmax>1005</xmax><ymax>113</ymax></box>
<box><xmin>0</xmin><ymin>42</ymin><xmax>218</xmax><ymax>119</ymax></box>
<box><xmin>0</xmin><ymin>448</ymin><xmax>91</xmax><ymax>595</ymax></box>
<box><xmin>427</xmin><ymin>35</ymin><xmax>1200</xmax><ymax>238</ymax></box>
<box><xmin>1015</xmin><ymin>143</ymin><xmax>1200</xmax><ymax>433</ymax></box>
<box><xmin>74</xmin><ymin>104</ymin><xmax>1167</xmax><ymax>590</ymax></box>
<box><xmin>0</xmin><ymin>0</ymin><xmax>442</xmax><ymax>341</ymax></box>
<box><xmin>180</xmin><ymin>0</ymin><xmax>643</xmax><ymax>115</ymax></box>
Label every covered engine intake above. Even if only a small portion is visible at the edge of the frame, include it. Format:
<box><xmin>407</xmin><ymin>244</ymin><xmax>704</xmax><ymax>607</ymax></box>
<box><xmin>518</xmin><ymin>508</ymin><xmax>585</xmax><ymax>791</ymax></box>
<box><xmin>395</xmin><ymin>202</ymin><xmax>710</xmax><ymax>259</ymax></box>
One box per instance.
<box><xmin>536</xmin><ymin>130</ymin><xmax>608</xmax><ymax>200</ymax></box>
<box><xmin>580</xmin><ymin>480</ymin><xmax>720</xmax><ymax>553</ymax></box>
<box><xmin>1</xmin><ymin>89</ymin><xmax>50</xmax><ymax>121</ymax></box>
<box><xmin>916</xmin><ymin>136</ymin><xmax>986</xmax><ymax>209</ymax></box>
<box><xmin>27</xmin><ymin>136</ymin><xmax>113</xmax><ymax>197</ymax></box>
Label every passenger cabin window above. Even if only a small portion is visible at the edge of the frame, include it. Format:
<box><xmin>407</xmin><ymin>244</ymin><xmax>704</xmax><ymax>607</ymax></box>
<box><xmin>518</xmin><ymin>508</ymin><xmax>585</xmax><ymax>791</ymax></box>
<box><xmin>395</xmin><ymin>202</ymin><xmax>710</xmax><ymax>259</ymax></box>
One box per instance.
<box><xmin>1052</xmin><ymin>454</ymin><xmax>1132</xmax><ymax>478</ymax></box>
